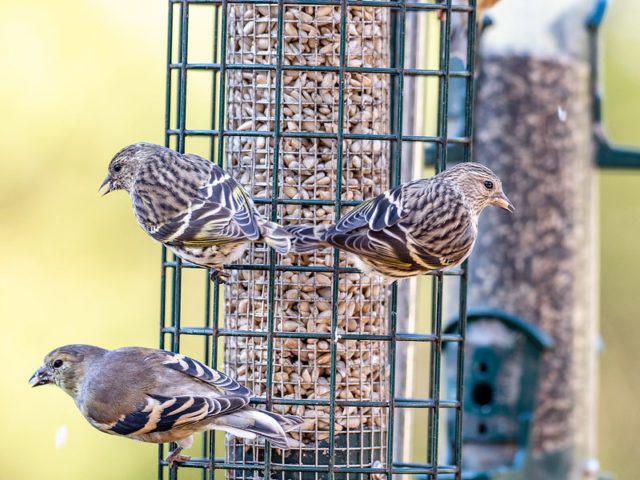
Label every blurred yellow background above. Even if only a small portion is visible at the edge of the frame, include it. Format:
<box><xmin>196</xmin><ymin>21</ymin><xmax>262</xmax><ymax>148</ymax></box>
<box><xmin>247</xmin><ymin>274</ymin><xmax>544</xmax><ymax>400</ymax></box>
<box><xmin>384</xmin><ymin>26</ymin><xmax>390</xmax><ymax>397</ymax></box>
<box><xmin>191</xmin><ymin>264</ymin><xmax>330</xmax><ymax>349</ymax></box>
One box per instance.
<box><xmin>1</xmin><ymin>0</ymin><xmax>638</xmax><ymax>478</ymax></box>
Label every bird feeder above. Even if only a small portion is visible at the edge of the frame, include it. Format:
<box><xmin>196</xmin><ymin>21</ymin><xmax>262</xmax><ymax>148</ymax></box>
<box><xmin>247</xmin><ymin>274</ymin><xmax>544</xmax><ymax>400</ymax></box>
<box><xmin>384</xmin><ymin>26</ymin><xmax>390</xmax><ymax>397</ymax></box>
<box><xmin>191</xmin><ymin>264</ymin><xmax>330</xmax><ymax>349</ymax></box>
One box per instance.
<box><xmin>159</xmin><ymin>0</ymin><xmax>480</xmax><ymax>478</ymax></box>
<box><xmin>443</xmin><ymin>309</ymin><xmax>554</xmax><ymax>478</ymax></box>
<box><xmin>445</xmin><ymin>0</ymin><xmax>614</xmax><ymax>477</ymax></box>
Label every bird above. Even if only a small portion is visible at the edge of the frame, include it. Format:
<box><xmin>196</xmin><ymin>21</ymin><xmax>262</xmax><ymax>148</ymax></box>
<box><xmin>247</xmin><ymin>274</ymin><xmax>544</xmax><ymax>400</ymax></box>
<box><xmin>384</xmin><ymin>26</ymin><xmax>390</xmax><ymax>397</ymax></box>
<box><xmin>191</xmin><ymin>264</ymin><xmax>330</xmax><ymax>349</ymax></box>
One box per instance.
<box><xmin>29</xmin><ymin>345</ymin><xmax>303</xmax><ymax>467</ymax></box>
<box><xmin>100</xmin><ymin>143</ymin><xmax>292</xmax><ymax>281</ymax></box>
<box><xmin>286</xmin><ymin>162</ymin><xmax>513</xmax><ymax>281</ymax></box>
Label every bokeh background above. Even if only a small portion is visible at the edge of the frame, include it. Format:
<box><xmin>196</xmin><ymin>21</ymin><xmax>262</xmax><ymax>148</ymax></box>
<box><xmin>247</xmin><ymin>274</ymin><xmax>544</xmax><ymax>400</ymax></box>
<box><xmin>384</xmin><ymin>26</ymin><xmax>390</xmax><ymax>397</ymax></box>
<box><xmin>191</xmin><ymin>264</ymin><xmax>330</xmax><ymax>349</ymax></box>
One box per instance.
<box><xmin>1</xmin><ymin>0</ymin><xmax>638</xmax><ymax>478</ymax></box>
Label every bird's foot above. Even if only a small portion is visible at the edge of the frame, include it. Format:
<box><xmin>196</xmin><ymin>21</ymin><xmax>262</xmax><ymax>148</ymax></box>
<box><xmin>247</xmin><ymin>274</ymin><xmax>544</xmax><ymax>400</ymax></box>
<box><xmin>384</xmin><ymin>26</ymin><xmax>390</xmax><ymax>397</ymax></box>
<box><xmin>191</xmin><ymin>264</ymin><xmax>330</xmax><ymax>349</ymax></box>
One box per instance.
<box><xmin>166</xmin><ymin>447</ymin><xmax>191</xmax><ymax>468</ymax></box>
<box><xmin>209</xmin><ymin>269</ymin><xmax>230</xmax><ymax>284</ymax></box>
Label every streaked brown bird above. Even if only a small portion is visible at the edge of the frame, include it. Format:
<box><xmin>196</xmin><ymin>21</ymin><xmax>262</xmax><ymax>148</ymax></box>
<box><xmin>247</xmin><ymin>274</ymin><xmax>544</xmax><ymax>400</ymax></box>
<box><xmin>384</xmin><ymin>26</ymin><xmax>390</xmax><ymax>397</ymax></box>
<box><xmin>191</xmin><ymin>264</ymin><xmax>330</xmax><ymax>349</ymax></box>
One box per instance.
<box><xmin>286</xmin><ymin>162</ymin><xmax>513</xmax><ymax>280</ymax></box>
<box><xmin>100</xmin><ymin>143</ymin><xmax>291</xmax><ymax>280</ymax></box>
<box><xmin>29</xmin><ymin>345</ymin><xmax>303</xmax><ymax>467</ymax></box>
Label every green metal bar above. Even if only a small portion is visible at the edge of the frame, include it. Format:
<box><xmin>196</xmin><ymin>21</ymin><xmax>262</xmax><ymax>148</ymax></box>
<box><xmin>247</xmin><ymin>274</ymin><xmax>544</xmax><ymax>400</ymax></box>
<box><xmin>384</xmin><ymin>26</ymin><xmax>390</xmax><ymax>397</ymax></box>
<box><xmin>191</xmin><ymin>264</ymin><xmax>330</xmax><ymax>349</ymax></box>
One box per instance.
<box><xmin>252</xmin><ymin>198</ymin><xmax>362</xmax><ymax>207</ymax></box>
<box><xmin>206</xmin><ymin>6</ymin><xmax>222</xmax><ymax>478</ymax></box>
<box><xmin>205</xmin><ymin>7</ymin><xmax>221</xmax><ymax>478</ymax></box>
<box><xmin>385</xmin><ymin>0</ymin><xmax>407</xmax><ymax>472</ymax></box>
<box><xmin>202</xmin><ymin>278</ymin><xmax>211</xmax><ymax>478</ymax></box>
<box><xmin>451</xmin><ymin>0</ymin><xmax>478</xmax><ymax>475</ymax></box>
<box><xmin>585</xmin><ymin>0</ymin><xmax>640</xmax><ymax>169</ymax></box>
<box><xmin>159</xmin><ymin>248</ymin><xmax>168</xmax><ymax>480</ymax></box>
<box><xmin>260</xmin><ymin>0</ymin><xmax>287</xmax><ymax>476</ymax></box>
<box><xmin>463</xmin><ymin>3</ymin><xmax>478</xmax><ymax>167</ymax></box>
<box><xmin>215</xmin><ymin>0</ymin><xmax>228</xmax><ymax>168</ymax></box>
<box><xmin>159</xmin><ymin>248</ymin><xmax>169</xmax><ymax>347</ymax></box>
<box><xmin>171</xmin><ymin>0</ymin><xmax>474</xmax><ymax>12</ymax></box>
<box><xmin>387</xmin><ymin>284</ymin><xmax>399</xmax><ymax>475</ymax></box>
<box><xmin>428</xmin><ymin>0</ymin><xmax>453</xmax><ymax>475</ymax></box>
<box><xmin>164</xmin><ymin>4</ymin><xmax>175</xmax><ymax>151</ymax></box>
<box><xmin>202</xmin><ymin>272</ymin><xmax>213</xmax><ymax>479</ymax></box>
<box><xmin>172</xmin><ymin>0</ymin><xmax>189</xmax><ymax>347</ymax></box>
<box><xmin>158</xmin><ymin>459</ymin><xmax>460</xmax><ymax>475</ymax></box>
<box><xmin>165</xmin><ymin>262</ymin><xmax>361</xmax><ymax>273</ymax></box>
<box><xmin>208</xmin><ymin>27</ymin><xmax>225</xmax><ymax>446</ymax></box>
<box><xmin>158</xmin><ymin>0</ymin><xmax>174</xmax><ymax>475</ymax></box>
<box><xmin>209</xmin><ymin>5</ymin><xmax>220</xmax><ymax>164</ymax></box>
<box><xmin>208</xmin><ymin>279</ymin><xmax>221</xmax><ymax>478</ymax></box>
<box><xmin>168</xmin><ymin>2</ymin><xmax>188</xmax><ymax>479</ymax></box>
<box><xmin>176</xmin><ymin>0</ymin><xmax>189</xmax><ymax>153</ymax></box>
<box><xmin>327</xmin><ymin>0</ymin><xmax>349</xmax><ymax>476</ymax></box>
<box><xmin>428</xmin><ymin>273</ymin><xmax>444</xmax><ymax>478</ymax></box>
<box><xmin>166</xmin><ymin>127</ymin><xmax>471</xmax><ymax>143</ymax></box>
<box><xmin>160</xmin><ymin>327</ymin><xmax>463</xmax><ymax>343</ymax></box>
<box><xmin>240</xmin><ymin>398</ymin><xmax>462</xmax><ymax>408</ymax></box>
<box><xmin>595</xmin><ymin>133</ymin><xmax>640</xmax><ymax>169</ymax></box>
<box><xmin>453</xmin><ymin>264</ymin><xmax>468</xmax><ymax>477</ymax></box>
<box><xmin>436</xmin><ymin>0</ymin><xmax>452</xmax><ymax>174</ymax></box>
<box><xmin>162</xmin><ymin>260</ymin><xmax>465</xmax><ymax>277</ymax></box>
<box><xmin>169</xmin><ymin>62</ymin><xmax>472</xmax><ymax>77</ymax></box>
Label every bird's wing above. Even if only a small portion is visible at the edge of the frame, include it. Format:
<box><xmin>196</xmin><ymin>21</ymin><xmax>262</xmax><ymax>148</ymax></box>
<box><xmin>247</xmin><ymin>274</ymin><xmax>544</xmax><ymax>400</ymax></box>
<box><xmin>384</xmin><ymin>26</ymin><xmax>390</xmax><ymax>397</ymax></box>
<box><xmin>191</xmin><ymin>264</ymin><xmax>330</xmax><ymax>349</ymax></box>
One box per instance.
<box><xmin>83</xmin><ymin>348</ymin><xmax>253</xmax><ymax>437</ymax></box>
<box><xmin>331</xmin><ymin>227</ymin><xmax>417</xmax><ymax>270</ymax></box>
<box><xmin>184</xmin><ymin>162</ymin><xmax>261</xmax><ymax>244</ymax></box>
<box><xmin>156</xmin><ymin>350</ymin><xmax>253</xmax><ymax>397</ymax></box>
<box><xmin>331</xmin><ymin>182</ymin><xmax>408</xmax><ymax>234</ymax></box>
<box><xmin>136</xmin><ymin>160</ymin><xmax>261</xmax><ymax>246</ymax></box>
<box><xmin>105</xmin><ymin>392</ymin><xmax>249</xmax><ymax>436</ymax></box>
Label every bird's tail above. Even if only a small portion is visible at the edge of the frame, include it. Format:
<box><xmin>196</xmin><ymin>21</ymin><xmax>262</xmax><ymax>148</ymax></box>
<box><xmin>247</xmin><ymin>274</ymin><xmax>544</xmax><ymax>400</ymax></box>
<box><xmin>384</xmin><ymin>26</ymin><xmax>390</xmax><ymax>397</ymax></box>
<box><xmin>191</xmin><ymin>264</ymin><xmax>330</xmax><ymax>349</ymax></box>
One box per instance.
<box><xmin>284</xmin><ymin>224</ymin><xmax>331</xmax><ymax>253</ymax></box>
<box><xmin>256</xmin><ymin>218</ymin><xmax>293</xmax><ymax>255</ymax></box>
<box><xmin>216</xmin><ymin>408</ymin><xmax>304</xmax><ymax>449</ymax></box>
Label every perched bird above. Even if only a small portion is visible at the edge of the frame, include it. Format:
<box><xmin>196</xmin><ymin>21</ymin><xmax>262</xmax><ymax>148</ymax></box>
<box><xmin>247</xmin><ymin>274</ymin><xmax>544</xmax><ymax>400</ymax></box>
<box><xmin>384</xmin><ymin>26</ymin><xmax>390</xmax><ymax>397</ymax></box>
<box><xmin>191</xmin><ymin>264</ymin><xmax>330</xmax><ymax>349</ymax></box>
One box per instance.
<box><xmin>100</xmin><ymin>143</ymin><xmax>291</xmax><ymax>281</ymax></box>
<box><xmin>286</xmin><ymin>162</ymin><xmax>513</xmax><ymax>280</ymax></box>
<box><xmin>30</xmin><ymin>345</ymin><xmax>303</xmax><ymax>467</ymax></box>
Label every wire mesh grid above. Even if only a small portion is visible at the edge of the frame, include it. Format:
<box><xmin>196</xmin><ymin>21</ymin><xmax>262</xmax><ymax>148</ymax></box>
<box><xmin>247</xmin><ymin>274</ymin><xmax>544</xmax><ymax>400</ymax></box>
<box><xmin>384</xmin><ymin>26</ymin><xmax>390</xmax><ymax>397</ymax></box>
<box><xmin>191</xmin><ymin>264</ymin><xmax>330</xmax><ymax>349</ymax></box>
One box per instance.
<box><xmin>159</xmin><ymin>0</ymin><xmax>477</xmax><ymax>479</ymax></box>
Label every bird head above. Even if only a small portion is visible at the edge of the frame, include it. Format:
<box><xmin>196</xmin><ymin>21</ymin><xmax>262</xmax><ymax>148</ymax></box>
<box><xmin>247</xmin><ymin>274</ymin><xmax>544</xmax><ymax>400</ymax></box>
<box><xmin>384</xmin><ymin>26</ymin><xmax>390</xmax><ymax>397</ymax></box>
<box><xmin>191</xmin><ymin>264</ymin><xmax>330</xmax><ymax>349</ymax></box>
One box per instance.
<box><xmin>442</xmin><ymin>163</ymin><xmax>514</xmax><ymax>215</ymax></box>
<box><xmin>29</xmin><ymin>344</ymin><xmax>106</xmax><ymax>398</ymax></box>
<box><xmin>100</xmin><ymin>143</ymin><xmax>154</xmax><ymax>195</ymax></box>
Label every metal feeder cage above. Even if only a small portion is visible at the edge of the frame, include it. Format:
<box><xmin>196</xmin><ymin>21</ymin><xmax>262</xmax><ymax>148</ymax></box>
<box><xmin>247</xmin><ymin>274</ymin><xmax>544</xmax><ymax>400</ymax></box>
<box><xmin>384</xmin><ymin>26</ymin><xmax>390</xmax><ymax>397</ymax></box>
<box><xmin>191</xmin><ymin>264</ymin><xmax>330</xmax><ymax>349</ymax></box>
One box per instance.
<box><xmin>159</xmin><ymin>0</ymin><xmax>479</xmax><ymax>479</ymax></box>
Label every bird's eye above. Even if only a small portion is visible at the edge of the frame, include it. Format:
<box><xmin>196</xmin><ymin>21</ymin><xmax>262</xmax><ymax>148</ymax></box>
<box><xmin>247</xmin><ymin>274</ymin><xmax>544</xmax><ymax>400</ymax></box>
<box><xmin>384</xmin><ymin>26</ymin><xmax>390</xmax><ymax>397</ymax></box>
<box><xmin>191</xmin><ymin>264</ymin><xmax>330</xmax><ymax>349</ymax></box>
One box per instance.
<box><xmin>483</xmin><ymin>180</ymin><xmax>494</xmax><ymax>190</ymax></box>
<box><xmin>113</xmin><ymin>163</ymin><xmax>122</xmax><ymax>173</ymax></box>
<box><xmin>53</xmin><ymin>359</ymin><xmax>63</xmax><ymax>368</ymax></box>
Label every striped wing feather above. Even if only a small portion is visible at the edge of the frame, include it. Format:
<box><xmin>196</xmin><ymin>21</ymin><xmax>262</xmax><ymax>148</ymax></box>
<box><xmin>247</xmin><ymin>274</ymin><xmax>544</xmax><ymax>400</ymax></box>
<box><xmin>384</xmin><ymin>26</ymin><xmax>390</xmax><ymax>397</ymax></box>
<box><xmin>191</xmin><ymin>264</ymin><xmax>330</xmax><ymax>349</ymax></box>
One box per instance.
<box><xmin>332</xmin><ymin>228</ymin><xmax>415</xmax><ymax>270</ymax></box>
<box><xmin>189</xmin><ymin>165</ymin><xmax>259</xmax><ymax>242</ymax></box>
<box><xmin>108</xmin><ymin>393</ymin><xmax>249</xmax><ymax>436</ymax></box>
<box><xmin>158</xmin><ymin>351</ymin><xmax>253</xmax><ymax>397</ymax></box>
<box><xmin>142</xmin><ymin>162</ymin><xmax>261</xmax><ymax>246</ymax></box>
<box><xmin>330</xmin><ymin>183</ymin><xmax>406</xmax><ymax>235</ymax></box>
<box><xmin>106</xmin><ymin>351</ymin><xmax>253</xmax><ymax>436</ymax></box>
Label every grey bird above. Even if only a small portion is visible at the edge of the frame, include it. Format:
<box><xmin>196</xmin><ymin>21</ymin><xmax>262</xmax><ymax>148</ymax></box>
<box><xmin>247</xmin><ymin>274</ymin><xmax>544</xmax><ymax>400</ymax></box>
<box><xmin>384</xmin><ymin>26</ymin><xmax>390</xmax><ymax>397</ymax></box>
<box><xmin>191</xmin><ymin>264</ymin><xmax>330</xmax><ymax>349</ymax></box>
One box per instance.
<box><xmin>100</xmin><ymin>143</ymin><xmax>291</xmax><ymax>281</ymax></box>
<box><xmin>286</xmin><ymin>162</ymin><xmax>514</xmax><ymax>280</ymax></box>
<box><xmin>29</xmin><ymin>345</ymin><xmax>303</xmax><ymax>467</ymax></box>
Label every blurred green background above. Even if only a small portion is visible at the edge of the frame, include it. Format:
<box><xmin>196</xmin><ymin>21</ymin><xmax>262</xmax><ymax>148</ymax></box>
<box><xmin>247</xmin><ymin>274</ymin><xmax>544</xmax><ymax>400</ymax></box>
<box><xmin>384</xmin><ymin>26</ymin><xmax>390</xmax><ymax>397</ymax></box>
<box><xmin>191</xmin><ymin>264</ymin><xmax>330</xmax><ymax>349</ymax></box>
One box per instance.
<box><xmin>1</xmin><ymin>0</ymin><xmax>638</xmax><ymax>478</ymax></box>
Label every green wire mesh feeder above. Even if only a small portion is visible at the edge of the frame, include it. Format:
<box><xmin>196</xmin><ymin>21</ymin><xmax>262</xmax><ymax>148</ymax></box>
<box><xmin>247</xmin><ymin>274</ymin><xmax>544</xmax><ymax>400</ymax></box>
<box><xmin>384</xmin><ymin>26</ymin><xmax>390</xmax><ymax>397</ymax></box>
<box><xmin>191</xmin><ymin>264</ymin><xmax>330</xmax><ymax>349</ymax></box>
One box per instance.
<box><xmin>160</xmin><ymin>0</ymin><xmax>478</xmax><ymax>478</ymax></box>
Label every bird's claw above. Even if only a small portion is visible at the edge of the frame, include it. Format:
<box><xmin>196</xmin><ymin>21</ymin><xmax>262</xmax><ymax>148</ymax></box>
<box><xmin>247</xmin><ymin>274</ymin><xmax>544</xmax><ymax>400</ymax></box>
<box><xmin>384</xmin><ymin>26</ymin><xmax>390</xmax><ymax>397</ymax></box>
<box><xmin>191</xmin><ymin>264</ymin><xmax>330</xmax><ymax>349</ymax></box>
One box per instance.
<box><xmin>209</xmin><ymin>269</ymin><xmax>231</xmax><ymax>284</ymax></box>
<box><xmin>166</xmin><ymin>449</ymin><xmax>191</xmax><ymax>468</ymax></box>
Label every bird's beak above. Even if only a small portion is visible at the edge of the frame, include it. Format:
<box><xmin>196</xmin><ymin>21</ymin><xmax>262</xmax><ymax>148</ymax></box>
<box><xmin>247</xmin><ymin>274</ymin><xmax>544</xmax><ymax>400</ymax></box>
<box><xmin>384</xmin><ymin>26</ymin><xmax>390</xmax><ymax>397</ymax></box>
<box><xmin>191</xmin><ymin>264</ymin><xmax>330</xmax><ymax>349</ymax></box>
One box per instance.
<box><xmin>29</xmin><ymin>366</ymin><xmax>52</xmax><ymax>387</ymax></box>
<box><xmin>493</xmin><ymin>191</ymin><xmax>515</xmax><ymax>213</ymax></box>
<box><xmin>99</xmin><ymin>174</ymin><xmax>115</xmax><ymax>196</ymax></box>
